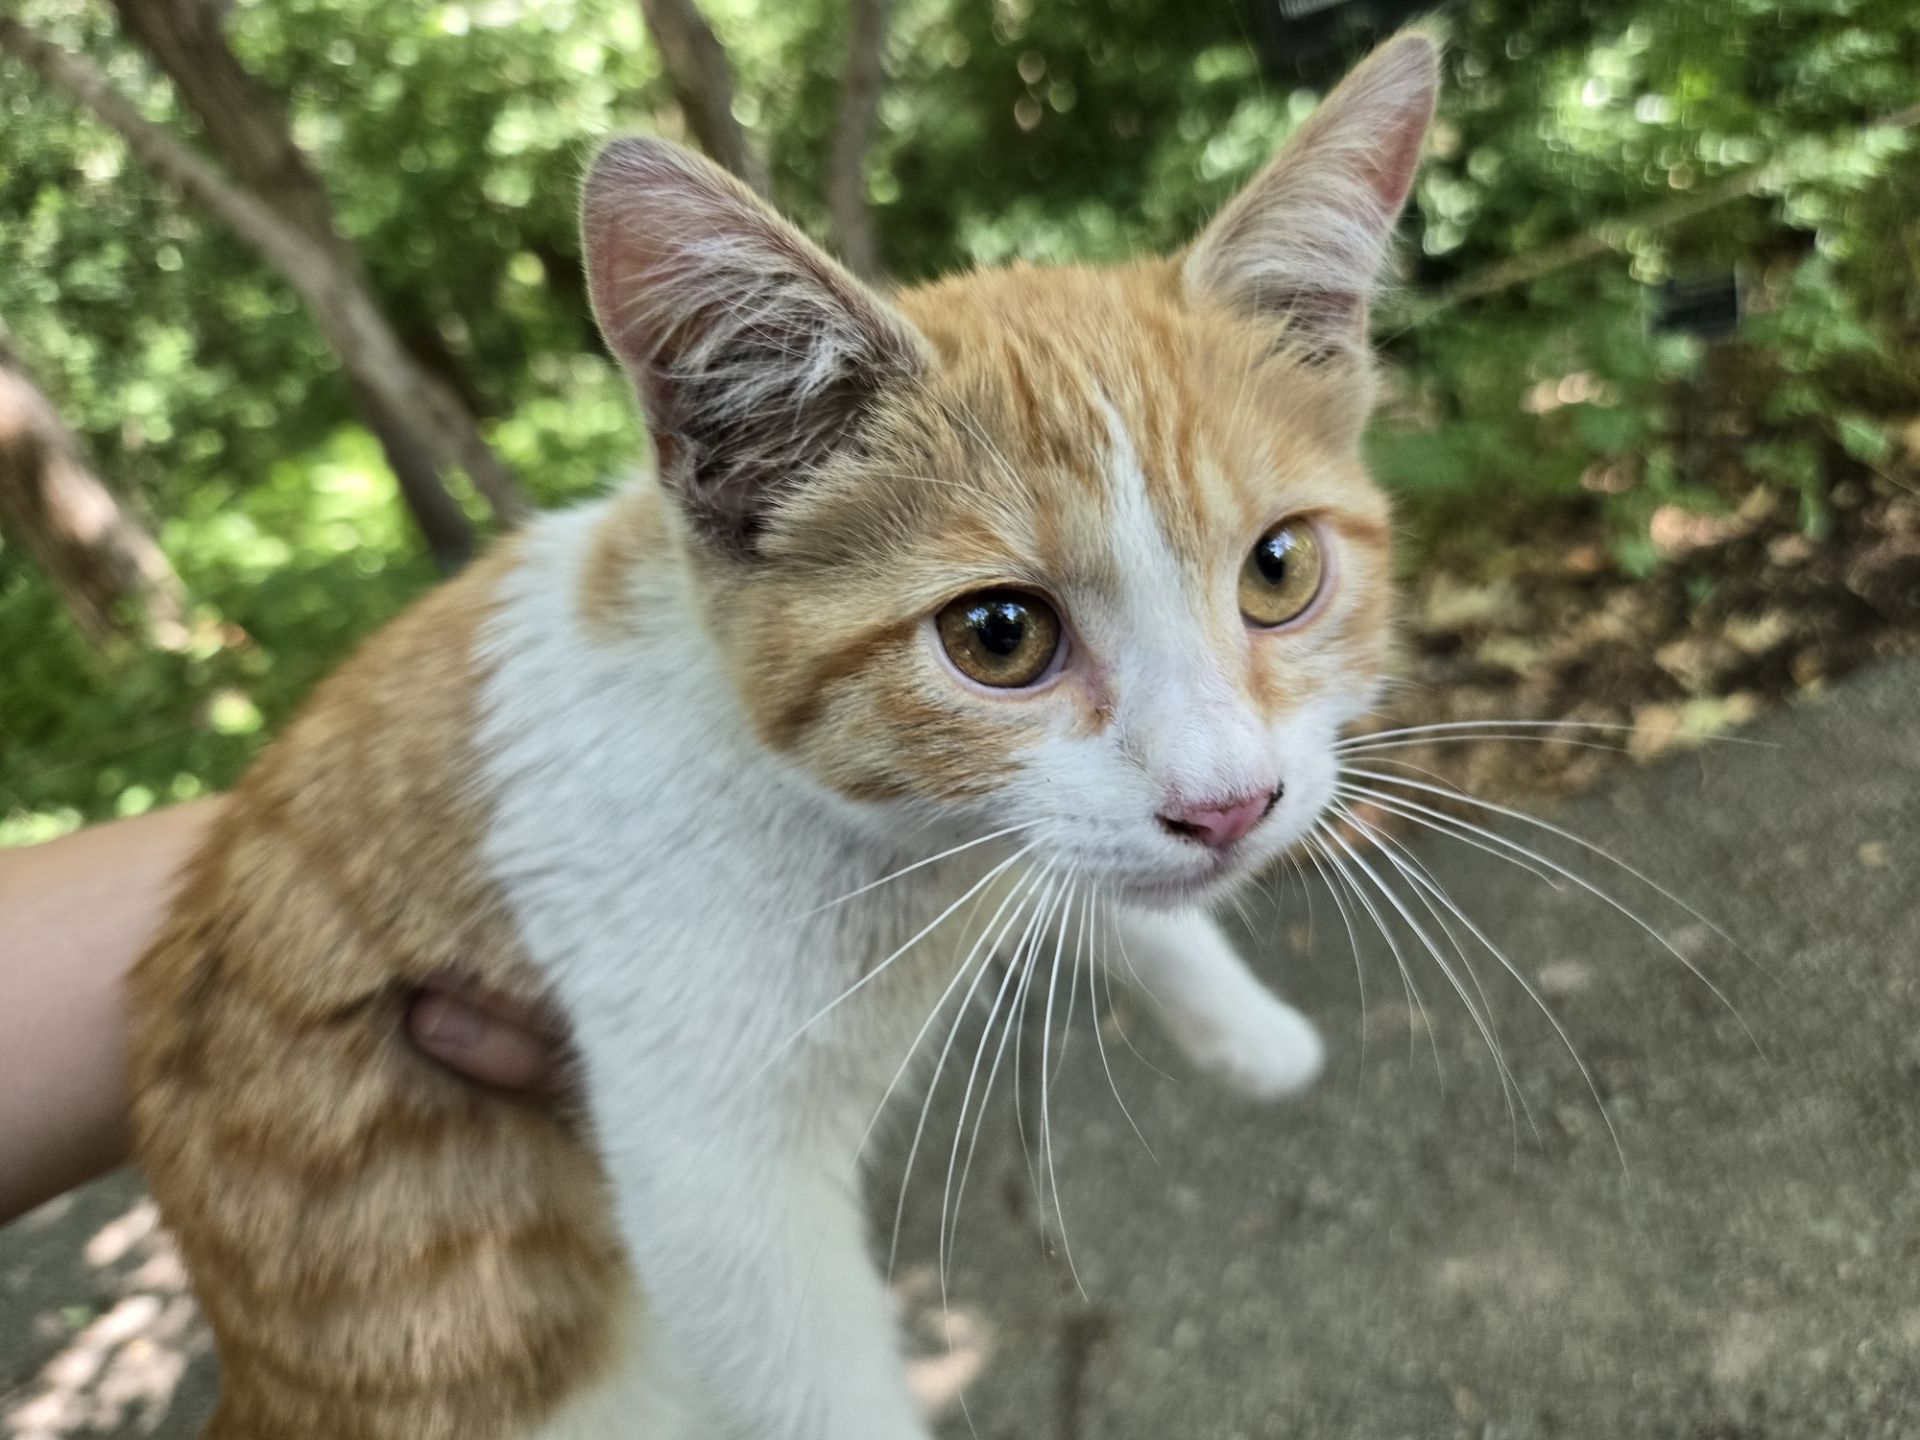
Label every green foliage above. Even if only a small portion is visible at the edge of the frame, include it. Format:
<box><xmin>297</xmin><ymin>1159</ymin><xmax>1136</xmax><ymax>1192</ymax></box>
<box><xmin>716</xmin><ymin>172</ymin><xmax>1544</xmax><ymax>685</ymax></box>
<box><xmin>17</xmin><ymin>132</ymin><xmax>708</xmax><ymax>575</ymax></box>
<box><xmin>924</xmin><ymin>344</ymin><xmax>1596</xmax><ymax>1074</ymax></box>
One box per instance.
<box><xmin>2</xmin><ymin>0</ymin><xmax>1917</xmax><ymax>838</ymax></box>
<box><xmin>1374</xmin><ymin>0</ymin><xmax>1920</xmax><ymax>562</ymax></box>
<box><xmin>1</xmin><ymin>428</ymin><xmax>437</xmax><ymax>843</ymax></box>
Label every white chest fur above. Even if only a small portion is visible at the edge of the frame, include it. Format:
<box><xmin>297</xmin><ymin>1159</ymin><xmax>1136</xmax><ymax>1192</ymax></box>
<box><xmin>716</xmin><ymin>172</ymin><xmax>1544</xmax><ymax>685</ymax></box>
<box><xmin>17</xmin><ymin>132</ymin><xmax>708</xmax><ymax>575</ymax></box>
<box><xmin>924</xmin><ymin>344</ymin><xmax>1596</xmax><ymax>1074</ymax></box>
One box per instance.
<box><xmin>474</xmin><ymin>503</ymin><xmax>996</xmax><ymax>1439</ymax></box>
<box><xmin>470</xmin><ymin>501</ymin><xmax>1322</xmax><ymax>1439</ymax></box>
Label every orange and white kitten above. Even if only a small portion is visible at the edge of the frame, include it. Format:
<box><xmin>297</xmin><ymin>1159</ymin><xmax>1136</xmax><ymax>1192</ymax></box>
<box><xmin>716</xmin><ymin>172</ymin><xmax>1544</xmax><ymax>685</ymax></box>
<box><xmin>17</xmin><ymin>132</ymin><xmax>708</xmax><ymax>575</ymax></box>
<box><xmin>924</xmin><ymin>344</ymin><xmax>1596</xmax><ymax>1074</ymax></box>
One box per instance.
<box><xmin>128</xmin><ymin>35</ymin><xmax>1437</xmax><ymax>1440</ymax></box>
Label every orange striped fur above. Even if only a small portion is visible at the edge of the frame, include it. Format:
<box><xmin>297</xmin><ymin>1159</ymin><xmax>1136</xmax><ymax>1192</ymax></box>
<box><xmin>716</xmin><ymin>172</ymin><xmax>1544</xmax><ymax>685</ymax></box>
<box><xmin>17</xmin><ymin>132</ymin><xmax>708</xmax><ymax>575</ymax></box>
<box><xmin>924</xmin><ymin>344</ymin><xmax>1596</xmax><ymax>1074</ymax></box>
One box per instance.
<box><xmin>128</xmin><ymin>551</ymin><xmax>630</xmax><ymax>1440</ymax></box>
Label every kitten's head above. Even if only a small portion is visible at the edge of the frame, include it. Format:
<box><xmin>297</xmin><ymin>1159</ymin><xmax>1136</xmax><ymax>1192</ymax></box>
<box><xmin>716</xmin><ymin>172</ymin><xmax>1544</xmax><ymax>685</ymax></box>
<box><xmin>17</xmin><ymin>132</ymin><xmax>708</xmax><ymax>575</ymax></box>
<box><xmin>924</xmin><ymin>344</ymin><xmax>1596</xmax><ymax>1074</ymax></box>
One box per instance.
<box><xmin>583</xmin><ymin>35</ymin><xmax>1437</xmax><ymax>906</ymax></box>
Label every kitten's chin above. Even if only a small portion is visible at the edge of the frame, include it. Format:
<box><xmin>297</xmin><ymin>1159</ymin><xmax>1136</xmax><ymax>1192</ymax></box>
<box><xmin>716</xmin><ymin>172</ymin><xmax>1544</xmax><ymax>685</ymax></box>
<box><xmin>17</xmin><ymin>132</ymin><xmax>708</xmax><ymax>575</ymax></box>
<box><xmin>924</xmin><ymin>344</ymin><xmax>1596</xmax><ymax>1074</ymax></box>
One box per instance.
<box><xmin>1102</xmin><ymin>853</ymin><xmax>1268</xmax><ymax>911</ymax></box>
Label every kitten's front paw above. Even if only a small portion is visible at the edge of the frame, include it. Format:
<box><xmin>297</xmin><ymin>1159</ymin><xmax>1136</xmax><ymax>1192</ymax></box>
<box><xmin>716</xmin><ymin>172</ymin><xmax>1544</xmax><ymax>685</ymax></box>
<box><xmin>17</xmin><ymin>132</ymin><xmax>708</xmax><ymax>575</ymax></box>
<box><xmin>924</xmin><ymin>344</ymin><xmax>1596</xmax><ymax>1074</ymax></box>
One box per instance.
<box><xmin>1169</xmin><ymin>990</ymin><xmax>1325</xmax><ymax>1101</ymax></box>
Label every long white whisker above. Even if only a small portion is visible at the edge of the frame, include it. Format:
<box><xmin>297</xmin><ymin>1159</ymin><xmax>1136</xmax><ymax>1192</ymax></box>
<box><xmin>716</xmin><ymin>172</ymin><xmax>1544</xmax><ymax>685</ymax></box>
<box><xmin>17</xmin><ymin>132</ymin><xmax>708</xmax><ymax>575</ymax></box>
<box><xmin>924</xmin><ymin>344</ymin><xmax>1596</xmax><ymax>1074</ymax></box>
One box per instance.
<box><xmin>952</xmin><ymin>941</ymin><xmax>1044</xmax><ymax>1260</ymax></box>
<box><xmin>939</xmin><ymin>866</ymin><xmax>1060</xmax><ymax>1309</ymax></box>
<box><xmin>1051</xmin><ymin>880</ymin><xmax>1091</xmax><ymax>1084</ymax></box>
<box><xmin>1334</xmin><ymin>803</ymin><xmax>1630</xmax><ymax>1176</ymax></box>
<box><xmin>1329</xmin><ymin>803</ymin><xmax>1531</xmax><ymax>1151</ymax></box>
<box><xmin>878</xmin><ymin>861</ymin><xmax>1045</xmax><ymax>1276</ymax></box>
<box><xmin>1087</xmin><ymin>890</ymin><xmax>1157</xmax><ymax>1160</ymax></box>
<box><xmin>783</xmin><ymin>853</ymin><xmax>1032</xmax><ymax>1387</ymax></box>
<box><xmin>1340</xmin><ymin>766</ymin><xmax>1749</xmax><ymax>963</ymax></box>
<box><xmin>932</xmin><ymin>865</ymin><xmax>1054</xmax><ymax>1440</ymax></box>
<box><xmin>1337</xmin><ymin>718</ymin><xmax>1777</xmax><ymax>750</ymax></box>
<box><xmin>1038</xmin><ymin>871</ymin><xmax>1086</xmax><ymax>1299</ymax></box>
<box><xmin>1313</xmin><ymin>823</ymin><xmax>1442</xmax><ymax>1078</ymax></box>
<box><xmin>1353</xmin><ymin>821</ymin><xmax>1552</xmax><ymax>1161</ymax></box>
<box><xmin>1339</xmin><ymin>779</ymin><xmax>1763</xmax><ymax>1056</ymax></box>
<box><xmin>1338</xmin><ymin>734</ymin><xmax>1630</xmax><ymax>761</ymax></box>
<box><xmin>1225</xmin><ymin>885</ymin><xmax>1257</xmax><ymax>935</ymax></box>
<box><xmin>952</xmin><ymin>877</ymin><xmax>1063</xmax><ymax>1254</ymax></box>
<box><xmin>1005</xmin><ymin>884</ymin><xmax>1053</xmax><ymax>1206</ymax></box>
<box><xmin>754</xmin><ymin>844</ymin><xmax>1037</xmax><ymax>1083</ymax></box>
<box><xmin>803</xmin><ymin>822</ymin><xmax>1033</xmax><ymax>916</ymax></box>
<box><xmin>1339</xmin><ymin>719</ymin><xmax>1638</xmax><ymax>747</ymax></box>
<box><xmin>1291</xmin><ymin>850</ymin><xmax>1316</xmax><ymax>948</ymax></box>
<box><xmin>1342</xmin><ymin>765</ymin><xmax>1567</xmax><ymax>890</ymax></box>
<box><xmin>1300</xmin><ymin>835</ymin><xmax>1369</xmax><ymax>1084</ymax></box>
<box><xmin>1100</xmin><ymin>901</ymin><xmax>1177</xmax><ymax>1082</ymax></box>
<box><xmin>943</xmin><ymin>871</ymin><xmax>1079</xmax><ymax>1361</ymax></box>
<box><xmin>1322</xmin><ymin>814</ymin><xmax>1521</xmax><ymax>1135</ymax></box>
<box><xmin>924</xmin><ymin>864</ymin><xmax>1059</xmax><ymax>1440</ymax></box>
<box><xmin>1348</xmin><ymin>818</ymin><xmax>1514</xmax><ymax>1072</ymax></box>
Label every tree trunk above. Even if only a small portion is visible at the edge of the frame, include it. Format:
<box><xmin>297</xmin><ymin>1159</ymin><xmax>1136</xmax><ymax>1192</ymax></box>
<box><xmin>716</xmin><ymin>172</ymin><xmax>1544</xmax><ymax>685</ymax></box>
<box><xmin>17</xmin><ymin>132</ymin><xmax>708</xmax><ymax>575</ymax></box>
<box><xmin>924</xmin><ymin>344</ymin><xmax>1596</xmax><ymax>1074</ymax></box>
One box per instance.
<box><xmin>0</xmin><ymin>11</ymin><xmax>523</xmax><ymax>567</ymax></box>
<box><xmin>827</xmin><ymin>0</ymin><xmax>891</xmax><ymax>279</ymax></box>
<box><xmin>0</xmin><ymin>332</ymin><xmax>186</xmax><ymax>648</ymax></box>
<box><xmin>634</xmin><ymin>0</ymin><xmax>773</xmax><ymax>199</ymax></box>
<box><xmin>347</xmin><ymin>378</ymin><xmax>476</xmax><ymax>571</ymax></box>
<box><xmin>109</xmin><ymin>0</ymin><xmax>340</xmax><ymax>244</ymax></box>
<box><xmin>105</xmin><ymin>0</ymin><xmax>505</xmax><ymax>565</ymax></box>
<box><xmin>110</xmin><ymin>0</ymin><xmax>487</xmax><ymax>567</ymax></box>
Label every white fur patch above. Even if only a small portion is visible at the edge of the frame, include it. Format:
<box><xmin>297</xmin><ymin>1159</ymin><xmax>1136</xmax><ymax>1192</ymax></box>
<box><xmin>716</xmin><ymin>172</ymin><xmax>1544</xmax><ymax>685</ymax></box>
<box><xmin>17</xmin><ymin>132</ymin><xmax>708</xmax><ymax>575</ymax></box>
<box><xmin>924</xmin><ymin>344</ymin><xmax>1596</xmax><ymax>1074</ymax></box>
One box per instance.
<box><xmin>472</xmin><ymin>489</ymin><xmax>1347</xmax><ymax>1436</ymax></box>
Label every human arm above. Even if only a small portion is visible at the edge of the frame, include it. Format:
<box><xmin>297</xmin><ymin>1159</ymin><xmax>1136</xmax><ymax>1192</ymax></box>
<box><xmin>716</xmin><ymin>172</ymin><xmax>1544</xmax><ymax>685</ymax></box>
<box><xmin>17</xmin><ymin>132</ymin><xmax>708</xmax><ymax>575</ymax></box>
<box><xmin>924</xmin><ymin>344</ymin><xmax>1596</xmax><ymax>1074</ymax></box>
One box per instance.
<box><xmin>0</xmin><ymin>800</ymin><xmax>564</xmax><ymax>1224</ymax></box>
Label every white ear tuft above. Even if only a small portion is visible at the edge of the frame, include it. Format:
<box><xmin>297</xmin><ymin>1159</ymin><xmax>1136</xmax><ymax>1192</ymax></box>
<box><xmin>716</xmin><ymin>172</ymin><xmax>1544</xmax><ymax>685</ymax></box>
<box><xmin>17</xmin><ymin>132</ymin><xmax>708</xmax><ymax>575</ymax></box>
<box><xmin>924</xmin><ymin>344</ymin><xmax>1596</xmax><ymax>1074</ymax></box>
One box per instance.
<box><xmin>1182</xmin><ymin>33</ymin><xmax>1440</xmax><ymax>359</ymax></box>
<box><xmin>582</xmin><ymin>137</ymin><xmax>928</xmax><ymax>550</ymax></box>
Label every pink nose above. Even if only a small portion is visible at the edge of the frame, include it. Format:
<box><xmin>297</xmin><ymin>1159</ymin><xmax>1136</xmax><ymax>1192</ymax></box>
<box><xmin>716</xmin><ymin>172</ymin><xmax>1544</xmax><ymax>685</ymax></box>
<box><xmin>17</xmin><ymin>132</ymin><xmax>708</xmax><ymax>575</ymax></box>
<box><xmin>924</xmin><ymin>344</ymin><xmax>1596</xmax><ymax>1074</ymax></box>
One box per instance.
<box><xmin>1158</xmin><ymin>787</ymin><xmax>1280</xmax><ymax>850</ymax></box>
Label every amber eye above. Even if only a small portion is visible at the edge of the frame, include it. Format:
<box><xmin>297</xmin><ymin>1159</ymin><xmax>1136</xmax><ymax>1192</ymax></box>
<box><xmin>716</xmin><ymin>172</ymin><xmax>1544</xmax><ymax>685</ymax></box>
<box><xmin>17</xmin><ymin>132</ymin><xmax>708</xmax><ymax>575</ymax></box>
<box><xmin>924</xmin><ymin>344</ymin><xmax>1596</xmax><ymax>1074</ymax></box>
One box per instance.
<box><xmin>935</xmin><ymin>590</ymin><xmax>1063</xmax><ymax>689</ymax></box>
<box><xmin>1239</xmin><ymin>519</ymin><xmax>1326</xmax><ymax>627</ymax></box>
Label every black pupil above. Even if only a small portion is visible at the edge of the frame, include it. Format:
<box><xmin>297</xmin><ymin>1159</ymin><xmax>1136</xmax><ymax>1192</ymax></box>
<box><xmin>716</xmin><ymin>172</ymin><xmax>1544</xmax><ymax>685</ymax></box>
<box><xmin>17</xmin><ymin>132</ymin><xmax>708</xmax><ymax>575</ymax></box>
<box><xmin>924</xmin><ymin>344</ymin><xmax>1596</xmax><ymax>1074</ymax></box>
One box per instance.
<box><xmin>971</xmin><ymin>601</ymin><xmax>1027</xmax><ymax>658</ymax></box>
<box><xmin>1255</xmin><ymin>531</ymin><xmax>1293</xmax><ymax>585</ymax></box>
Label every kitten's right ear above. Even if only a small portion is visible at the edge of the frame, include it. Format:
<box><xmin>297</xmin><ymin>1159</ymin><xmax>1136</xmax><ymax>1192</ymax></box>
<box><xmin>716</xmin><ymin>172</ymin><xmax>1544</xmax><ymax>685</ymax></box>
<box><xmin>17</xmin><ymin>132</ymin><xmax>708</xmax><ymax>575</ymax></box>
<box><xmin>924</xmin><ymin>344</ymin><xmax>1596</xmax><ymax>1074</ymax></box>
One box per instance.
<box><xmin>582</xmin><ymin>138</ymin><xmax>928</xmax><ymax>552</ymax></box>
<box><xmin>1182</xmin><ymin>32</ymin><xmax>1439</xmax><ymax>361</ymax></box>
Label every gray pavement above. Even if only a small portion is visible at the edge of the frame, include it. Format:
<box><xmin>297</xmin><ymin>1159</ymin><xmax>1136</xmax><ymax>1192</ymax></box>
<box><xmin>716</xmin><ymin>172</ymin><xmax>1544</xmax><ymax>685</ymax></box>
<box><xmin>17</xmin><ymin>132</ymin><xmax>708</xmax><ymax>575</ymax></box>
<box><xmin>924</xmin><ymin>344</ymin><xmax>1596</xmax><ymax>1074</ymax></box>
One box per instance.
<box><xmin>7</xmin><ymin>661</ymin><xmax>1919</xmax><ymax>1438</ymax></box>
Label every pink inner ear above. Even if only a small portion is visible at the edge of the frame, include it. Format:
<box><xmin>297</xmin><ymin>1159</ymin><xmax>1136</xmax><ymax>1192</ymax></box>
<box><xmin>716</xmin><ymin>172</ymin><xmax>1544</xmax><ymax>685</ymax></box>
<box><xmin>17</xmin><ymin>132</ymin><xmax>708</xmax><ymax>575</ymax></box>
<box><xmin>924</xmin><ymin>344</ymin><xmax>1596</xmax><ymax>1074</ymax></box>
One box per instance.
<box><xmin>1181</xmin><ymin>33</ymin><xmax>1438</xmax><ymax>347</ymax></box>
<box><xmin>581</xmin><ymin>134</ymin><xmax>923</xmax><ymax>408</ymax></box>
<box><xmin>1354</xmin><ymin>57</ymin><xmax>1438</xmax><ymax>220</ymax></box>
<box><xmin>1301</xmin><ymin>37</ymin><xmax>1438</xmax><ymax>224</ymax></box>
<box><xmin>580</xmin><ymin>135</ymin><xmax>928</xmax><ymax>549</ymax></box>
<box><xmin>581</xmin><ymin>138</ymin><xmax>774</xmax><ymax>390</ymax></box>
<box><xmin>1364</xmin><ymin>102</ymin><xmax>1430</xmax><ymax>218</ymax></box>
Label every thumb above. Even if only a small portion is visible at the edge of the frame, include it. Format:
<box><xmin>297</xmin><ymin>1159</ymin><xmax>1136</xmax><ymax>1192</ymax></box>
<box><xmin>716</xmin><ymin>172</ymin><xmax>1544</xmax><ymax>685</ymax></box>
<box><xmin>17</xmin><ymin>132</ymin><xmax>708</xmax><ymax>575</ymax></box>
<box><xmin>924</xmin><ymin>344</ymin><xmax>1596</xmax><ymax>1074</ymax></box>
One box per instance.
<box><xmin>407</xmin><ymin>986</ymin><xmax>564</xmax><ymax>1095</ymax></box>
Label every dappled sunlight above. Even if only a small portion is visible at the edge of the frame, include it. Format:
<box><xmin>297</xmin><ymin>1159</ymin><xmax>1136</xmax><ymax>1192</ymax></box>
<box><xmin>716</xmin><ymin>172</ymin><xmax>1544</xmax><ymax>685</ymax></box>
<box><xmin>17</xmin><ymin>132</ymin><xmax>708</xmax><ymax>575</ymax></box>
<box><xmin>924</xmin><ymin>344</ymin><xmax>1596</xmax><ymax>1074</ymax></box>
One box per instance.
<box><xmin>6</xmin><ymin>1199</ymin><xmax>1001</xmax><ymax>1434</ymax></box>
<box><xmin>2</xmin><ymin>1198</ymin><xmax>208</xmax><ymax>1440</ymax></box>
<box><xmin>893</xmin><ymin>1264</ymin><xmax>995</xmax><ymax>1420</ymax></box>
<box><xmin>6</xmin><ymin>1294</ymin><xmax>199</xmax><ymax>1440</ymax></box>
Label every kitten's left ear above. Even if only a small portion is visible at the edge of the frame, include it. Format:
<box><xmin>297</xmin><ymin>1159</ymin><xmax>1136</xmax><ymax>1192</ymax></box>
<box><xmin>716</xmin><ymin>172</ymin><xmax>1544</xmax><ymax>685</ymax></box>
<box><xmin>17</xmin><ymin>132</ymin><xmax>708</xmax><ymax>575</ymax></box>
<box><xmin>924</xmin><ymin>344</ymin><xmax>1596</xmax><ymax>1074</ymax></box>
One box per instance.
<box><xmin>583</xmin><ymin>137</ymin><xmax>929</xmax><ymax>551</ymax></box>
<box><xmin>1182</xmin><ymin>32</ymin><xmax>1439</xmax><ymax>360</ymax></box>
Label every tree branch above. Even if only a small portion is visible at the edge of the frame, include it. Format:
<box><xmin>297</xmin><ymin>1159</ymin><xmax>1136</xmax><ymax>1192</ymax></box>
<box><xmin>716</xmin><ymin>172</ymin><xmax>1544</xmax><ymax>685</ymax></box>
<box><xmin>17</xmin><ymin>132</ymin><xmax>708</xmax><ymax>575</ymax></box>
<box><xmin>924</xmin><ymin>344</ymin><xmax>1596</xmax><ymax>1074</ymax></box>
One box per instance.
<box><xmin>634</xmin><ymin>0</ymin><xmax>772</xmax><ymax>198</ymax></box>
<box><xmin>1406</xmin><ymin>104</ymin><xmax>1920</xmax><ymax>327</ymax></box>
<box><xmin>827</xmin><ymin>0</ymin><xmax>891</xmax><ymax>279</ymax></box>
<box><xmin>0</xmin><ymin>324</ymin><xmax>187</xmax><ymax>648</ymax></box>
<box><xmin>0</xmin><ymin>15</ymin><xmax>527</xmax><ymax>531</ymax></box>
<box><xmin>105</xmin><ymin>0</ymin><xmax>487</xmax><ymax>566</ymax></box>
<box><xmin>109</xmin><ymin>0</ymin><xmax>339</xmax><ymax>244</ymax></box>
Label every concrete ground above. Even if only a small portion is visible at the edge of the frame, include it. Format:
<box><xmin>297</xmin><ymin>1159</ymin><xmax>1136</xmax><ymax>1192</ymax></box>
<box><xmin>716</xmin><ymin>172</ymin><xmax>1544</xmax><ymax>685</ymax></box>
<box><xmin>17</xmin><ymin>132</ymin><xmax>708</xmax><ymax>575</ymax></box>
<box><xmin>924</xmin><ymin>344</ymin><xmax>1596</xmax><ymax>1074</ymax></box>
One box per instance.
<box><xmin>5</xmin><ymin>661</ymin><xmax>1917</xmax><ymax>1438</ymax></box>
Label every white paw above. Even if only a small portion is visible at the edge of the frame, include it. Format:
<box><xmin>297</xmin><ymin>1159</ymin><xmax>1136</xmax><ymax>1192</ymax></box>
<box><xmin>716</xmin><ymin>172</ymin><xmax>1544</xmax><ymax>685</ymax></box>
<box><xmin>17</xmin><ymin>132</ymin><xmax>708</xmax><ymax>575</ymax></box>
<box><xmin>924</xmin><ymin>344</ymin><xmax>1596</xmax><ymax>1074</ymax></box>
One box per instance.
<box><xmin>1168</xmin><ymin>991</ymin><xmax>1325</xmax><ymax>1101</ymax></box>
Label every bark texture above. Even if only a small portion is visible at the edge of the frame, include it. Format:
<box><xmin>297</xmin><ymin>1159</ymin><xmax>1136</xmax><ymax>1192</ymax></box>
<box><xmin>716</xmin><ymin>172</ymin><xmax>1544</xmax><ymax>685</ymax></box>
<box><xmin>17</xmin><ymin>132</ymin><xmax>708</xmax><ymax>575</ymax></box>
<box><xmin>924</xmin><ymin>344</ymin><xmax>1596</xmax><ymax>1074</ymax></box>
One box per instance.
<box><xmin>0</xmin><ymin>331</ymin><xmax>186</xmax><ymax>647</ymax></box>
<box><xmin>634</xmin><ymin>0</ymin><xmax>773</xmax><ymax>200</ymax></box>
<box><xmin>827</xmin><ymin>0</ymin><xmax>891</xmax><ymax>279</ymax></box>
